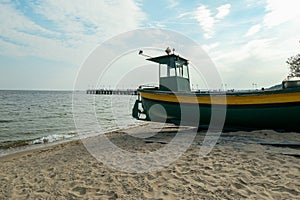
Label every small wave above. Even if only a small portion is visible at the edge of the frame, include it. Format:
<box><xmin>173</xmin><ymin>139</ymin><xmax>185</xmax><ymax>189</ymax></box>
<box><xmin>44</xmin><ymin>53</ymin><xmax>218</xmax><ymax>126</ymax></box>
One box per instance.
<box><xmin>0</xmin><ymin>139</ymin><xmax>30</xmax><ymax>149</ymax></box>
<box><xmin>39</xmin><ymin>113</ymin><xmax>70</xmax><ymax>119</ymax></box>
<box><xmin>39</xmin><ymin>115</ymin><xmax>58</xmax><ymax>119</ymax></box>
<box><xmin>0</xmin><ymin>119</ymin><xmax>14</xmax><ymax>123</ymax></box>
<box><xmin>31</xmin><ymin>134</ymin><xmax>74</xmax><ymax>145</ymax></box>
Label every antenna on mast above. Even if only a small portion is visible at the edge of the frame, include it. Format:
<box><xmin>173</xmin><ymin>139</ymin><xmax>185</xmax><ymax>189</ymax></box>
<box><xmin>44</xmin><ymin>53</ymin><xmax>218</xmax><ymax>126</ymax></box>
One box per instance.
<box><xmin>138</xmin><ymin>50</ymin><xmax>151</xmax><ymax>58</ymax></box>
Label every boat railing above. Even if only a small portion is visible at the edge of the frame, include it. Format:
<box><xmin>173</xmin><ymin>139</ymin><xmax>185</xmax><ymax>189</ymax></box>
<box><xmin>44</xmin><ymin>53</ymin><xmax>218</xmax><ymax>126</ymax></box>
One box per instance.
<box><xmin>138</xmin><ymin>85</ymin><xmax>159</xmax><ymax>90</ymax></box>
<box><xmin>285</xmin><ymin>75</ymin><xmax>300</xmax><ymax>81</ymax></box>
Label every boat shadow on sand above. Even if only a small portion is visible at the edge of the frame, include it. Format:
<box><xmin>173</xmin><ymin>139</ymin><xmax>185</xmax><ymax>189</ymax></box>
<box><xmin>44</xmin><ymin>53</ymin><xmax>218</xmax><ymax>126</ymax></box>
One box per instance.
<box><xmin>107</xmin><ymin>124</ymin><xmax>300</xmax><ymax>158</ymax></box>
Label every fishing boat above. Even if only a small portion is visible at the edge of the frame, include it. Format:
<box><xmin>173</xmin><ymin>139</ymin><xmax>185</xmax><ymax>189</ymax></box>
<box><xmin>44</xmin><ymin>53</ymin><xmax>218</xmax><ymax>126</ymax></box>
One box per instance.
<box><xmin>132</xmin><ymin>48</ymin><xmax>300</xmax><ymax>131</ymax></box>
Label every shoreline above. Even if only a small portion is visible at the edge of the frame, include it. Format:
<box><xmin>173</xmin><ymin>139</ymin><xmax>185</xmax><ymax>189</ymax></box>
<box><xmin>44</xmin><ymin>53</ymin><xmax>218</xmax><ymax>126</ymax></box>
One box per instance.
<box><xmin>1</xmin><ymin>123</ymin><xmax>300</xmax><ymax>199</ymax></box>
<box><xmin>0</xmin><ymin>122</ymin><xmax>147</xmax><ymax>158</ymax></box>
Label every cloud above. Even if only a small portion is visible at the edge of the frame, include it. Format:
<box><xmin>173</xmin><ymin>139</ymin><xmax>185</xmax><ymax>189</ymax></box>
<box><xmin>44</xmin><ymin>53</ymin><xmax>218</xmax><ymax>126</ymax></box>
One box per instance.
<box><xmin>244</xmin><ymin>24</ymin><xmax>261</xmax><ymax>37</ymax></box>
<box><xmin>214</xmin><ymin>39</ymin><xmax>276</xmax><ymax>67</ymax></box>
<box><xmin>195</xmin><ymin>5</ymin><xmax>214</xmax><ymax>39</ymax></box>
<box><xmin>263</xmin><ymin>0</ymin><xmax>300</xmax><ymax>28</ymax></box>
<box><xmin>195</xmin><ymin>4</ymin><xmax>231</xmax><ymax>39</ymax></box>
<box><xmin>215</xmin><ymin>4</ymin><xmax>231</xmax><ymax>19</ymax></box>
<box><xmin>215</xmin><ymin>38</ymin><xmax>275</xmax><ymax>64</ymax></box>
<box><xmin>166</xmin><ymin>0</ymin><xmax>179</xmax><ymax>9</ymax></box>
<box><xmin>0</xmin><ymin>2</ymin><xmax>65</xmax><ymax>58</ymax></box>
<box><xmin>210</xmin><ymin>38</ymin><xmax>285</xmax><ymax>88</ymax></box>
<box><xmin>244</xmin><ymin>1</ymin><xmax>299</xmax><ymax>38</ymax></box>
<box><xmin>0</xmin><ymin>0</ymin><xmax>146</xmax><ymax>64</ymax></box>
<box><xmin>0</xmin><ymin>2</ymin><xmax>57</xmax><ymax>37</ymax></box>
<box><xmin>31</xmin><ymin>0</ymin><xmax>146</xmax><ymax>38</ymax></box>
<box><xmin>202</xmin><ymin>42</ymin><xmax>220</xmax><ymax>53</ymax></box>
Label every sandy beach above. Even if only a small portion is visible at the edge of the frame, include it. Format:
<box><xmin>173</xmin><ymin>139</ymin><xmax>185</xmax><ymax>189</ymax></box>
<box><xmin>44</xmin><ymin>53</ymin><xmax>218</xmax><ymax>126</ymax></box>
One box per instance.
<box><xmin>1</xmin><ymin>123</ymin><xmax>300</xmax><ymax>199</ymax></box>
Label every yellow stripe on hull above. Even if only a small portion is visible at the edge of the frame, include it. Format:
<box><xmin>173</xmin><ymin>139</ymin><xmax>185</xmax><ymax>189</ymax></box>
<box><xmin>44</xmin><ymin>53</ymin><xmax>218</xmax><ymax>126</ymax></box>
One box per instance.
<box><xmin>140</xmin><ymin>91</ymin><xmax>300</xmax><ymax>105</ymax></box>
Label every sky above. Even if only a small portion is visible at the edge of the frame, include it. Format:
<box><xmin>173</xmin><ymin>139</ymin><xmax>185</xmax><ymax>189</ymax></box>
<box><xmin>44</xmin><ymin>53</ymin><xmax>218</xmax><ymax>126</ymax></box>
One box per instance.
<box><xmin>1</xmin><ymin>0</ymin><xmax>300</xmax><ymax>90</ymax></box>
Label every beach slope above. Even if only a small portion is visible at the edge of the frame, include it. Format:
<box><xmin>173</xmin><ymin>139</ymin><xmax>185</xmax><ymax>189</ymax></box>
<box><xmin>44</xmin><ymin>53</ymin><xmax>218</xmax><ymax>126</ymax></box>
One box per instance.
<box><xmin>1</xmin><ymin>123</ymin><xmax>300</xmax><ymax>199</ymax></box>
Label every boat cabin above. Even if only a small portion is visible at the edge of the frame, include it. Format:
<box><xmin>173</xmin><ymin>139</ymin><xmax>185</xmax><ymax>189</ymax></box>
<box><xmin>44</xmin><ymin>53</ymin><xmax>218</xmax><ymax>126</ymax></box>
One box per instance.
<box><xmin>282</xmin><ymin>75</ymin><xmax>300</xmax><ymax>89</ymax></box>
<box><xmin>147</xmin><ymin>54</ymin><xmax>191</xmax><ymax>92</ymax></box>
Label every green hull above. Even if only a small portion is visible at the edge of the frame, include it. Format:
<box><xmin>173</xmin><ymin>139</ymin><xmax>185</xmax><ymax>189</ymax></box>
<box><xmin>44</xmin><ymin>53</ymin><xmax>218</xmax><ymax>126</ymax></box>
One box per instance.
<box><xmin>137</xmin><ymin>89</ymin><xmax>300</xmax><ymax>131</ymax></box>
<box><xmin>142</xmin><ymin>98</ymin><xmax>300</xmax><ymax>130</ymax></box>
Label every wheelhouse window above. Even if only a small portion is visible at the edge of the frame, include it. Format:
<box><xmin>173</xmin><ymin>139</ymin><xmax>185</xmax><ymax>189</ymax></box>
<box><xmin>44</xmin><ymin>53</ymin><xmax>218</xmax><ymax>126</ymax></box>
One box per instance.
<box><xmin>175</xmin><ymin>61</ymin><xmax>189</xmax><ymax>79</ymax></box>
<box><xmin>159</xmin><ymin>64</ymin><xmax>168</xmax><ymax>77</ymax></box>
<box><xmin>159</xmin><ymin>59</ymin><xmax>189</xmax><ymax>79</ymax></box>
<box><xmin>170</xmin><ymin>67</ymin><xmax>176</xmax><ymax>76</ymax></box>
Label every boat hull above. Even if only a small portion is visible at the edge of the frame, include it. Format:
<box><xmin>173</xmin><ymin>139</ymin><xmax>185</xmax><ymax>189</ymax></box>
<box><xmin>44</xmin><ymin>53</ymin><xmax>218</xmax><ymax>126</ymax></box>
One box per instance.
<box><xmin>138</xmin><ymin>89</ymin><xmax>300</xmax><ymax>131</ymax></box>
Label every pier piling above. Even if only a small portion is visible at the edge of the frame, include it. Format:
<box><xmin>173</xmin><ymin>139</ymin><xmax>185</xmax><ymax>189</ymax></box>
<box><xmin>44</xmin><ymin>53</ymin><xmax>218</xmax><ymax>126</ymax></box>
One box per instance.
<box><xmin>86</xmin><ymin>89</ymin><xmax>138</xmax><ymax>95</ymax></box>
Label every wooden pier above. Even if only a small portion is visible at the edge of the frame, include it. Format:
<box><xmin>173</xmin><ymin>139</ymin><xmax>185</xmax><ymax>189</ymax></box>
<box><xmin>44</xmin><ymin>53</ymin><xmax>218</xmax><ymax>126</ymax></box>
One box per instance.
<box><xmin>86</xmin><ymin>89</ymin><xmax>138</xmax><ymax>95</ymax></box>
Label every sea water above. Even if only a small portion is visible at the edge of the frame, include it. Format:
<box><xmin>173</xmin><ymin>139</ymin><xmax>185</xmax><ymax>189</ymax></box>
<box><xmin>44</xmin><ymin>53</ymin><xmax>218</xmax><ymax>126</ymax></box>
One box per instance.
<box><xmin>0</xmin><ymin>90</ymin><xmax>142</xmax><ymax>155</ymax></box>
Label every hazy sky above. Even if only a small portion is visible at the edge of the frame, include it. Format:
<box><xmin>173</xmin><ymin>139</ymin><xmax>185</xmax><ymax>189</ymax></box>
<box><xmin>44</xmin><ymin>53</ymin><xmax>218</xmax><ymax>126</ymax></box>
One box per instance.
<box><xmin>1</xmin><ymin>0</ymin><xmax>300</xmax><ymax>90</ymax></box>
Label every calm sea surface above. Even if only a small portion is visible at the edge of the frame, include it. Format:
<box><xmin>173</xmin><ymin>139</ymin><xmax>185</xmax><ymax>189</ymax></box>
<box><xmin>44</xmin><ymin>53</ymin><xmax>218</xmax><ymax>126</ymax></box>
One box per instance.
<box><xmin>0</xmin><ymin>90</ymin><xmax>141</xmax><ymax>155</ymax></box>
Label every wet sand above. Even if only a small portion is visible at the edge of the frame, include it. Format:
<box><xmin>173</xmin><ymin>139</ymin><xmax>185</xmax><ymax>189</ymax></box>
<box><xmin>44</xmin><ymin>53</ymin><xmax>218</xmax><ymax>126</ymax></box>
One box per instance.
<box><xmin>0</xmin><ymin>123</ymin><xmax>300</xmax><ymax>199</ymax></box>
